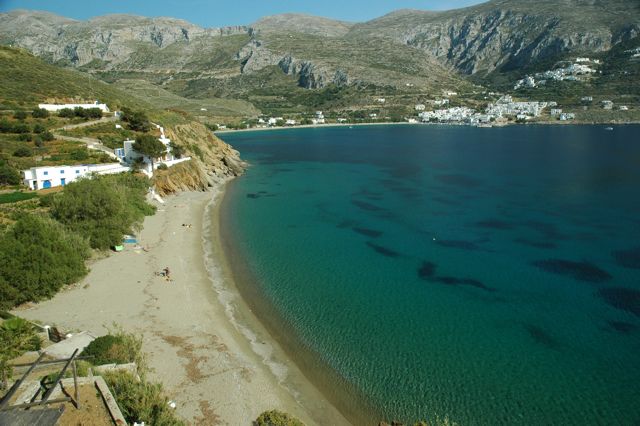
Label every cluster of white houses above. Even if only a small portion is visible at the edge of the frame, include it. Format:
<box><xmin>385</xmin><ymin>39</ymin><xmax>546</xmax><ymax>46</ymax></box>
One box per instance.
<box><xmin>23</xmin><ymin>106</ymin><xmax>190</xmax><ymax>190</ymax></box>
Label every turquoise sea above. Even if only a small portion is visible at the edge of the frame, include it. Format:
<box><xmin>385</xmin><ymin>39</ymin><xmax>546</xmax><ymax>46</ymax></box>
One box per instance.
<box><xmin>218</xmin><ymin>125</ymin><xmax>640</xmax><ymax>425</ymax></box>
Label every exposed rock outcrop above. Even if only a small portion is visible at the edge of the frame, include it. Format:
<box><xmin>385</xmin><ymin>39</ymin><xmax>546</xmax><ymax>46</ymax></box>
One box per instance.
<box><xmin>154</xmin><ymin>121</ymin><xmax>246</xmax><ymax>196</ymax></box>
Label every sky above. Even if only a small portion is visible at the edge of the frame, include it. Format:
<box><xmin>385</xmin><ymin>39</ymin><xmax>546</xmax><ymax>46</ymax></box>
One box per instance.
<box><xmin>0</xmin><ymin>0</ymin><xmax>484</xmax><ymax>27</ymax></box>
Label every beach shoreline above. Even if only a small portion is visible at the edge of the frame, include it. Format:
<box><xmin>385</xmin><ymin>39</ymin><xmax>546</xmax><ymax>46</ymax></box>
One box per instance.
<box><xmin>12</xmin><ymin>182</ymin><xmax>349</xmax><ymax>425</ymax></box>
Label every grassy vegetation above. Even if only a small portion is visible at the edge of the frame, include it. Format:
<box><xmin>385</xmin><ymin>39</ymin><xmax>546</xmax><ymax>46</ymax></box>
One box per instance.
<box><xmin>104</xmin><ymin>370</ymin><xmax>184</xmax><ymax>426</ymax></box>
<box><xmin>0</xmin><ymin>46</ymin><xmax>151</xmax><ymax>111</ymax></box>
<box><xmin>0</xmin><ymin>192</ymin><xmax>38</xmax><ymax>204</ymax></box>
<box><xmin>0</xmin><ymin>316</ymin><xmax>41</xmax><ymax>388</ymax></box>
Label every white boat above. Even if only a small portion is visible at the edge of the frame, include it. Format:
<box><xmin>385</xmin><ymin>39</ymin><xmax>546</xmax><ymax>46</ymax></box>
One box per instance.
<box><xmin>605</xmin><ymin>126</ymin><xmax>614</xmax><ymax>130</ymax></box>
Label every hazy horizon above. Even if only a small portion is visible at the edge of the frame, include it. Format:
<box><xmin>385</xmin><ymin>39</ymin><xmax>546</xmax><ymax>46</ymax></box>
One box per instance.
<box><xmin>0</xmin><ymin>0</ymin><xmax>485</xmax><ymax>28</ymax></box>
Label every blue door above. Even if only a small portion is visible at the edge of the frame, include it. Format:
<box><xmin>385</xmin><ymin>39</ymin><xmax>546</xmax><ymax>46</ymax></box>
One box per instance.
<box><xmin>43</xmin><ymin>180</ymin><xmax>51</xmax><ymax>189</ymax></box>
<box><xmin>60</xmin><ymin>178</ymin><xmax>66</xmax><ymax>186</ymax></box>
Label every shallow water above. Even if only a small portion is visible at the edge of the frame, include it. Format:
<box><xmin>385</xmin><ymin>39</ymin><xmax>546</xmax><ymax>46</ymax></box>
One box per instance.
<box><xmin>218</xmin><ymin>125</ymin><xmax>640</xmax><ymax>424</ymax></box>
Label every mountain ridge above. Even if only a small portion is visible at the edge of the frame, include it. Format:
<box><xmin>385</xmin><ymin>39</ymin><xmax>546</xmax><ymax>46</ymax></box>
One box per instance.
<box><xmin>0</xmin><ymin>0</ymin><xmax>638</xmax><ymax>117</ymax></box>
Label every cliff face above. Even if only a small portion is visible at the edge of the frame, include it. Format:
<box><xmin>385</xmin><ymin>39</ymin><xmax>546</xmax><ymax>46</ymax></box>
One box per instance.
<box><xmin>154</xmin><ymin>121</ymin><xmax>246</xmax><ymax>196</ymax></box>
<box><xmin>348</xmin><ymin>0</ymin><xmax>640</xmax><ymax>75</ymax></box>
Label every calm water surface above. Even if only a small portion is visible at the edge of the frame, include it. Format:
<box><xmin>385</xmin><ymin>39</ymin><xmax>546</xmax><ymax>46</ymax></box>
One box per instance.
<box><xmin>219</xmin><ymin>125</ymin><xmax>640</xmax><ymax>424</ymax></box>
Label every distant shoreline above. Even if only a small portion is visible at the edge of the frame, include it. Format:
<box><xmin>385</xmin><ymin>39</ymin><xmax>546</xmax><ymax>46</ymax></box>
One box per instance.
<box><xmin>215</xmin><ymin>120</ymin><xmax>639</xmax><ymax>135</ymax></box>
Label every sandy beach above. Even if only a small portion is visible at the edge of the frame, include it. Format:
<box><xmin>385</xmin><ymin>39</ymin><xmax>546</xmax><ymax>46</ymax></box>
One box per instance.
<box><xmin>13</xmin><ymin>183</ymin><xmax>350</xmax><ymax>425</ymax></box>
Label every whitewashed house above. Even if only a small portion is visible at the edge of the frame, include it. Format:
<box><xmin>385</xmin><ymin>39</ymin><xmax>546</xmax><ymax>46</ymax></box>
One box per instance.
<box><xmin>23</xmin><ymin>163</ymin><xmax>129</xmax><ymax>190</ymax></box>
<box><xmin>311</xmin><ymin>111</ymin><xmax>325</xmax><ymax>125</ymax></box>
<box><xmin>415</xmin><ymin>104</ymin><xmax>426</xmax><ymax>111</ymax></box>
<box><xmin>38</xmin><ymin>101</ymin><xmax>110</xmax><ymax>113</ymax></box>
<box><xmin>116</xmin><ymin>126</ymin><xmax>190</xmax><ymax>176</ymax></box>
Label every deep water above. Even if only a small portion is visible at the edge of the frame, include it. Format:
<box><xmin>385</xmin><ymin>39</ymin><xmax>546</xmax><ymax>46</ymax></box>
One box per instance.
<box><xmin>218</xmin><ymin>125</ymin><xmax>640</xmax><ymax>425</ymax></box>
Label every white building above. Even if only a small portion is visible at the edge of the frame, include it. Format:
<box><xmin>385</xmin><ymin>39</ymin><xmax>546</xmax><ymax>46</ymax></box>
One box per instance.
<box><xmin>285</xmin><ymin>119</ymin><xmax>297</xmax><ymax>126</ymax></box>
<box><xmin>116</xmin><ymin>126</ymin><xmax>190</xmax><ymax>176</ymax></box>
<box><xmin>415</xmin><ymin>104</ymin><xmax>426</xmax><ymax>111</ymax></box>
<box><xmin>376</xmin><ymin>98</ymin><xmax>386</xmax><ymax>104</ymax></box>
<box><xmin>550</xmin><ymin>108</ymin><xmax>563</xmax><ymax>116</ymax></box>
<box><xmin>602</xmin><ymin>100</ymin><xmax>614</xmax><ymax>110</ymax></box>
<box><xmin>312</xmin><ymin>111</ymin><xmax>326</xmax><ymax>125</ymax></box>
<box><xmin>23</xmin><ymin>163</ymin><xmax>129</xmax><ymax>190</ymax></box>
<box><xmin>38</xmin><ymin>101</ymin><xmax>110</xmax><ymax>113</ymax></box>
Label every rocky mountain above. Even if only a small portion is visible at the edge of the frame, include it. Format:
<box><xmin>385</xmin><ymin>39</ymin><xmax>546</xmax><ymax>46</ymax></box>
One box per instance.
<box><xmin>0</xmin><ymin>0</ymin><xmax>638</xmax><ymax>114</ymax></box>
<box><xmin>348</xmin><ymin>0</ymin><xmax>640</xmax><ymax>76</ymax></box>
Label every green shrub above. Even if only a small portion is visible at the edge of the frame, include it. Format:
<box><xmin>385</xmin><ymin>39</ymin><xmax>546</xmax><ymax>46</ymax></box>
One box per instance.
<box><xmin>17</xmin><ymin>133</ymin><xmax>32</xmax><ymax>142</ymax></box>
<box><xmin>156</xmin><ymin>163</ymin><xmax>168</xmax><ymax>170</ymax></box>
<box><xmin>41</xmin><ymin>131</ymin><xmax>54</xmax><ymax>142</ymax></box>
<box><xmin>0</xmin><ymin>192</ymin><xmax>38</xmax><ymax>204</ymax></box>
<box><xmin>13</xmin><ymin>147</ymin><xmax>32</xmax><ymax>157</ymax></box>
<box><xmin>104</xmin><ymin>370</ymin><xmax>184</xmax><ymax>426</ymax></box>
<box><xmin>32</xmin><ymin>108</ymin><xmax>49</xmax><ymax>119</ymax></box>
<box><xmin>0</xmin><ymin>316</ymin><xmax>41</xmax><ymax>387</ymax></box>
<box><xmin>81</xmin><ymin>328</ymin><xmax>143</xmax><ymax>367</ymax></box>
<box><xmin>32</xmin><ymin>123</ymin><xmax>45</xmax><ymax>134</ymax></box>
<box><xmin>12</xmin><ymin>123</ymin><xmax>30</xmax><ymax>134</ymax></box>
<box><xmin>51</xmin><ymin>174</ymin><xmax>155</xmax><ymax>250</ymax></box>
<box><xmin>13</xmin><ymin>111</ymin><xmax>27</xmax><ymax>121</ymax></box>
<box><xmin>58</xmin><ymin>108</ymin><xmax>75</xmax><ymax>118</ymax></box>
<box><xmin>255</xmin><ymin>410</ymin><xmax>305</xmax><ymax>426</ymax></box>
<box><xmin>69</xmin><ymin>148</ymin><xmax>89</xmax><ymax>161</ymax></box>
<box><xmin>0</xmin><ymin>163</ymin><xmax>22</xmax><ymax>186</ymax></box>
<box><xmin>0</xmin><ymin>214</ymin><xmax>90</xmax><ymax>309</ymax></box>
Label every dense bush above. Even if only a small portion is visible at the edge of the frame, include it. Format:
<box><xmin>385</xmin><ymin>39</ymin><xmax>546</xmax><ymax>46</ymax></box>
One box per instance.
<box><xmin>0</xmin><ymin>214</ymin><xmax>90</xmax><ymax>309</ymax></box>
<box><xmin>0</xmin><ymin>161</ymin><xmax>22</xmax><ymax>185</ymax></box>
<box><xmin>51</xmin><ymin>174</ymin><xmax>155</xmax><ymax>250</ymax></box>
<box><xmin>12</xmin><ymin>123</ymin><xmax>30</xmax><ymax>134</ymax></box>
<box><xmin>104</xmin><ymin>370</ymin><xmax>184</xmax><ymax>426</ymax></box>
<box><xmin>156</xmin><ymin>163</ymin><xmax>168</xmax><ymax>170</ymax></box>
<box><xmin>13</xmin><ymin>111</ymin><xmax>27</xmax><ymax>120</ymax></box>
<box><xmin>41</xmin><ymin>131</ymin><xmax>54</xmax><ymax>141</ymax></box>
<box><xmin>255</xmin><ymin>410</ymin><xmax>305</xmax><ymax>426</ymax></box>
<box><xmin>32</xmin><ymin>108</ymin><xmax>49</xmax><ymax>118</ymax></box>
<box><xmin>58</xmin><ymin>108</ymin><xmax>75</xmax><ymax>118</ymax></box>
<box><xmin>81</xmin><ymin>330</ymin><xmax>143</xmax><ymax>366</ymax></box>
<box><xmin>32</xmin><ymin>123</ymin><xmax>45</xmax><ymax>134</ymax></box>
<box><xmin>17</xmin><ymin>133</ymin><xmax>32</xmax><ymax>142</ymax></box>
<box><xmin>57</xmin><ymin>107</ymin><xmax>102</xmax><ymax>120</ymax></box>
<box><xmin>13</xmin><ymin>147</ymin><xmax>32</xmax><ymax>157</ymax></box>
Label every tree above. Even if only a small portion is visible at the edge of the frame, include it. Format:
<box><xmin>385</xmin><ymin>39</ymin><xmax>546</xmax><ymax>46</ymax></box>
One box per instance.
<box><xmin>33</xmin><ymin>123</ymin><xmax>45</xmax><ymax>134</ymax></box>
<box><xmin>32</xmin><ymin>108</ymin><xmax>49</xmax><ymax>119</ymax></box>
<box><xmin>41</xmin><ymin>131</ymin><xmax>54</xmax><ymax>141</ymax></box>
<box><xmin>133</xmin><ymin>134</ymin><xmax>166</xmax><ymax>171</ymax></box>
<box><xmin>121</xmin><ymin>107</ymin><xmax>150</xmax><ymax>132</ymax></box>
<box><xmin>169</xmin><ymin>142</ymin><xmax>184</xmax><ymax>159</ymax></box>
<box><xmin>0</xmin><ymin>215</ymin><xmax>90</xmax><ymax>309</ymax></box>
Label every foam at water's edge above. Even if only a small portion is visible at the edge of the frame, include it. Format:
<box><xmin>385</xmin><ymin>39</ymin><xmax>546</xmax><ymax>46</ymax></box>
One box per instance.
<box><xmin>199</xmin><ymin>182</ymin><xmax>301</xmax><ymax>398</ymax></box>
